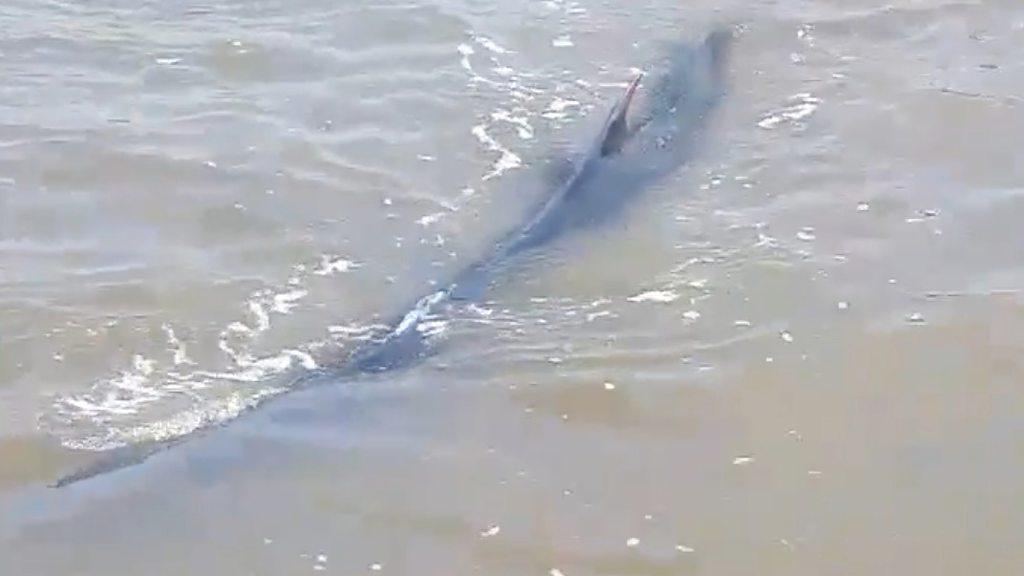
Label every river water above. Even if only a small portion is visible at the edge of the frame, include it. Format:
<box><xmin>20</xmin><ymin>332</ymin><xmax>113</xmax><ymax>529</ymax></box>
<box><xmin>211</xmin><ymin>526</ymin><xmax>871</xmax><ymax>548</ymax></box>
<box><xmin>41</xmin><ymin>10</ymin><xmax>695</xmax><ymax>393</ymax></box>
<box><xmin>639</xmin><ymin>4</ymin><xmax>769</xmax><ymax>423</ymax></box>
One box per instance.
<box><xmin>2</xmin><ymin>0</ymin><xmax>1024</xmax><ymax>573</ymax></box>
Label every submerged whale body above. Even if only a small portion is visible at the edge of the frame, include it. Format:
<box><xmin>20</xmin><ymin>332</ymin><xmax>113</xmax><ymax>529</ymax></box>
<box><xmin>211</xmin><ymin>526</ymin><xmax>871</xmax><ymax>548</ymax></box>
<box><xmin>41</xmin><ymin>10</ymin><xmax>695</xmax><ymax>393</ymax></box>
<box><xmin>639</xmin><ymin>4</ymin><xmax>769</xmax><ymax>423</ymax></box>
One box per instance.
<box><xmin>55</xmin><ymin>29</ymin><xmax>732</xmax><ymax>487</ymax></box>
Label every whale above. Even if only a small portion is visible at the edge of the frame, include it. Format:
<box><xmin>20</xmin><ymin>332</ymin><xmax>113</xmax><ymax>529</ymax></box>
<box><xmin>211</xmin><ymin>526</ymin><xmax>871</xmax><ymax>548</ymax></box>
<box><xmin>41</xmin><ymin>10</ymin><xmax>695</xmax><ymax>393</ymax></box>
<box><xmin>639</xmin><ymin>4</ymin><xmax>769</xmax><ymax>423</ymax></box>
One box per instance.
<box><xmin>53</xmin><ymin>28</ymin><xmax>732</xmax><ymax>488</ymax></box>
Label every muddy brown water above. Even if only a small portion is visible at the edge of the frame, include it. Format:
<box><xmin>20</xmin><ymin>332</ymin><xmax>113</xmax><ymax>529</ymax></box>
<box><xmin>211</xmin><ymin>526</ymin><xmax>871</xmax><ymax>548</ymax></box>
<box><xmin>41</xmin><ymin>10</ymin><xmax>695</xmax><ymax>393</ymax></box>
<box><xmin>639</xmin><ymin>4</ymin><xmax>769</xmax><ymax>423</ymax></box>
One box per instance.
<box><xmin>2</xmin><ymin>0</ymin><xmax>1024</xmax><ymax>574</ymax></box>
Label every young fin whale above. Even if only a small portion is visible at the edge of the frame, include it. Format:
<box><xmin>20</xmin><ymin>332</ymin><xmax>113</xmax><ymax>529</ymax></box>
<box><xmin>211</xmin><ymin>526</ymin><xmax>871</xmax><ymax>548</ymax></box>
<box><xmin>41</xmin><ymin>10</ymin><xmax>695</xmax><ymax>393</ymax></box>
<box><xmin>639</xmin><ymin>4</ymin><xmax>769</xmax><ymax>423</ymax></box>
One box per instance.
<box><xmin>54</xmin><ymin>28</ymin><xmax>732</xmax><ymax>488</ymax></box>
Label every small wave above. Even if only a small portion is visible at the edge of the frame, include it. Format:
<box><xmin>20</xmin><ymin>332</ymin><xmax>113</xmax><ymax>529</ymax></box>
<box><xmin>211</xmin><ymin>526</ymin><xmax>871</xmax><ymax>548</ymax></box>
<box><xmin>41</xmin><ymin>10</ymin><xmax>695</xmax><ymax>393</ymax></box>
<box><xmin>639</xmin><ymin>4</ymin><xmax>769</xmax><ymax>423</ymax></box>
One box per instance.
<box><xmin>758</xmin><ymin>93</ymin><xmax>822</xmax><ymax>129</ymax></box>
<box><xmin>328</xmin><ymin>322</ymin><xmax>389</xmax><ymax>342</ymax></box>
<box><xmin>471</xmin><ymin>124</ymin><xmax>523</xmax><ymax>180</ymax></box>
<box><xmin>474</xmin><ymin>35</ymin><xmax>511</xmax><ymax>55</ymax></box>
<box><xmin>552</xmin><ymin>35</ymin><xmax>574</xmax><ymax>48</ymax></box>
<box><xmin>457</xmin><ymin>43</ymin><xmax>499</xmax><ymax>87</ymax></box>
<box><xmin>247</xmin><ymin>299</ymin><xmax>271</xmax><ymax>332</ymax></box>
<box><xmin>627</xmin><ymin>290</ymin><xmax>680</xmax><ymax>304</ymax></box>
<box><xmin>491</xmin><ymin>108</ymin><xmax>534</xmax><ymax>140</ymax></box>
<box><xmin>542</xmin><ymin>97</ymin><xmax>580</xmax><ymax>120</ymax></box>
<box><xmin>271</xmin><ymin>289</ymin><xmax>308</xmax><ymax>314</ymax></box>
<box><xmin>313</xmin><ymin>255</ymin><xmax>361</xmax><ymax>276</ymax></box>
<box><xmin>162</xmin><ymin>324</ymin><xmax>194</xmax><ymax>366</ymax></box>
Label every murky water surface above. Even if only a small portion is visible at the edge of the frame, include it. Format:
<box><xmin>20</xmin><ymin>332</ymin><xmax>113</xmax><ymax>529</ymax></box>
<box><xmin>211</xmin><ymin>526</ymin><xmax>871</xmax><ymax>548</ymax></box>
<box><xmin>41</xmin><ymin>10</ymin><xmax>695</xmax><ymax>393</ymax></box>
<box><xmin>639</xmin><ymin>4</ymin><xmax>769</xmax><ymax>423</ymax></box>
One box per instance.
<box><xmin>2</xmin><ymin>0</ymin><xmax>1024</xmax><ymax>573</ymax></box>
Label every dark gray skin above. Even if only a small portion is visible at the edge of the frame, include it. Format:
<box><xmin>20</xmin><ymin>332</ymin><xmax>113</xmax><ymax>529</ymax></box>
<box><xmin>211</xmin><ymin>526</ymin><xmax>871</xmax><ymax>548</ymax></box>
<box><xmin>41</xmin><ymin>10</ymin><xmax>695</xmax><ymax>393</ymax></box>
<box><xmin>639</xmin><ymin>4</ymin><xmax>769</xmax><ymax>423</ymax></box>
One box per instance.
<box><xmin>54</xmin><ymin>29</ymin><xmax>731</xmax><ymax>487</ymax></box>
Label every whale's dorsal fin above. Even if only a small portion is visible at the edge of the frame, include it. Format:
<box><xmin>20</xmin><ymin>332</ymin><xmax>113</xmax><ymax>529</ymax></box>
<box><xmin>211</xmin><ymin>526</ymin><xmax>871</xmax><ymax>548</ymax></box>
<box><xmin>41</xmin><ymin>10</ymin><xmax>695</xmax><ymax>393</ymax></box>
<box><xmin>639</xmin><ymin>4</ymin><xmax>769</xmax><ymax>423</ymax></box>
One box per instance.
<box><xmin>599</xmin><ymin>72</ymin><xmax>643</xmax><ymax>157</ymax></box>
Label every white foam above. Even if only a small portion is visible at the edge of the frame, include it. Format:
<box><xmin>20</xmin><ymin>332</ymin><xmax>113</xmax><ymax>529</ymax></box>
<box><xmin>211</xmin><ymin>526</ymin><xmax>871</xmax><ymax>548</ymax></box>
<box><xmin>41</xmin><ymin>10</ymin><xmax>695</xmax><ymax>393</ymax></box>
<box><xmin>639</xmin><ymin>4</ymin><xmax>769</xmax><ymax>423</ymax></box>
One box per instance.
<box><xmin>552</xmin><ymin>35</ymin><xmax>574</xmax><ymax>48</ymax></box>
<box><xmin>328</xmin><ymin>323</ymin><xmax>388</xmax><ymax>342</ymax></box>
<box><xmin>758</xmin><ymin>93</ymin><xmax>821</xmax><ymax>129</ymax></box>
<box><xmin>60</xmin><ymin>384</ymin><xmax>141</xmax><ymax>417</ymax></box>
<box><xmin>542</xmin><ymin>97</ymin><xmax>580</xmax><ymax>120</ymax></box>
<box><xmin>162</xmin><ymin>324</ymin><xmax>194</xmax><ymax>366</ymax></box>
<box><xmin>491</xmin><ymin>109</ymin><xmax>535</xmax><ymax>140</ymax></box>
<box><xmin>131</xmin><ymin>354</ymin><xmax>156</xmax><ymax>376</ymax></box>
<box><xmin>56</xmin><ymin>356</ymin><xmax>162</xmax><ymax>419</ymax></box>
<box><xmin>271</xmin><ymin>289</ymin><xmax>308</xmax><ymax>314</ymax></box>
<box><xmin>457</xmin><ymin>42</ymin><xmax>498</xmax><ymax>86</ymax></box>
<box><xmin>395</xmin><ymin>290</ymin><xmax>448</xmax><ymax>335</ymax></box>
<box><xmin>796</xmin><ymin>227</ymin><xmax>816</xmax><ymax>241</ymax></box>
<box><xmin>54</xmin><ymin>279</ymin><xmax>326</xmax><ymax>449</ymax></box>
<box><xmin>313</xmin><ymin>255</ymin><xmax>360</xmax><ymax>276</ymax></box>
<box><xmin>627</xmin><ymin>290</ymin><xmax>679</xmax><ymax>303</ymax></box>
<box><xmin>676</xmin><ymin>544</ymin><xmax>696</xmax><ymax>553</ymax></box>
<box><xmin>457</xmin><ymin>43</ymin><xmax>477</xmax><ymax>74</ymax></box>
<box><xmin>198</xmin><ymin>349</ymin><xmax>316</xmax><ymax>382</ymax></box>
<box><xmin>226</xmin><ymin>321</ymin><xmax>252</xmax><ymax>334</ymax></box>
<box><xmin>467</xmin><ymin>303</ymin><xmax>494</xmax><ymax>317</ymax></box>
<box><xmin>76</xmin><ymin>386</ymin><xmax>287</xmax><ymax>450</ymax></box>
<box><xmin>565</xmin><ymin>3</ymin><xmax>587</xmax><ymax>15</ymax></box>
<box><xmin>475</xmin><ymin>36</ymin><xmax>510</xmax><ymax>54</ymax></box>
<box><xmin>471</xmin><ymin>124</ymin><xmax>522</xmax><ymax>180</ymax></box>
<box><xmin>416</xmin><ymin>319</ymin><xmax>448</xmax><ymax>337</ymax></box>
<box><xmin>550</xmin><ymin>97</ymin><xmax>580</xmax><ymax>112</ymax></box>
<box><xmin>284</xmin><ymin>349</ymin><xmax>317</xmax><ymax>370</ymax></box>
<box><xmin>416</xmin><ymin>212</ymin><xmax>445</xmax><ymax>227</ymax></box>
<box><xmin>248</xmin><ymin>299</ymin><xmax>271</xmax><ymax>331</ymax></box>
<box><xmin>56</xmin><ymin>339</ymin><xmax>321</xmax><ymax>450</ymax></box>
